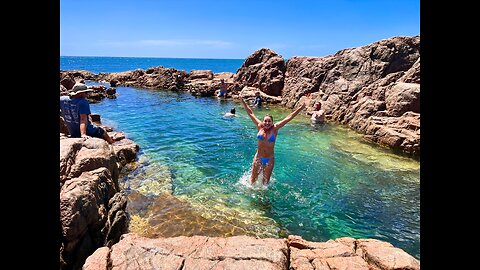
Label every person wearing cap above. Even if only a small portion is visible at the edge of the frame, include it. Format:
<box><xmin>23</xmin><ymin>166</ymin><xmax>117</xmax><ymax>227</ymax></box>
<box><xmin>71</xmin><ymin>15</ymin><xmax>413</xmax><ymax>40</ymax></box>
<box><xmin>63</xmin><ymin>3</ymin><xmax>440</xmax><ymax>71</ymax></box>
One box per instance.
<box><xmin>310</xmin><ymin>101</ymin><xmax>325</xmax><ymax>124</ymax></box>
<box><xmin>60</xmin><ymin>83</ymin><xmax>114</xmax><ymax>144</ymax></box>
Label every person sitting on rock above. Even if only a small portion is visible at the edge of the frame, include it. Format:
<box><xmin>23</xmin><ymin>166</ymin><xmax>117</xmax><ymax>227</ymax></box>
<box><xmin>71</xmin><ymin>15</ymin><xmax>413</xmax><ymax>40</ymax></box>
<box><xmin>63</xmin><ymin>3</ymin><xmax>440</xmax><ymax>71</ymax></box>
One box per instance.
<box><xmin>60</xmin><ymin>83</ymin><xmax>114</xmax><ymax>144</ymax></box>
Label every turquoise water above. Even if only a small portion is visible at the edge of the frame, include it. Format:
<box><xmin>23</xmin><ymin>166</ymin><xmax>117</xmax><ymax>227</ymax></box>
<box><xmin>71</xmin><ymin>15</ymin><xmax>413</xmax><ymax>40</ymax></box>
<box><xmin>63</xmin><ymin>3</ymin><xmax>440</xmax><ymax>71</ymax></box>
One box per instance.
<box><xmin>61</xmin><ymin>56</ymin><xmax>244</xmax><ymax>74</ymax></box>
<box><xmin>89</xmin><ymin>84</ymin><xmax>420</xmax><ymax>259</ymax></box>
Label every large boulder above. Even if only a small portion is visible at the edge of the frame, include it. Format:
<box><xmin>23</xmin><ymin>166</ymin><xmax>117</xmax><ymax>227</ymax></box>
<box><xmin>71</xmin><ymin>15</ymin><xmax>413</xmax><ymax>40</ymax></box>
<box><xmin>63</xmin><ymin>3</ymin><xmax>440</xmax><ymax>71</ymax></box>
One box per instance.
<box><xmin>59</xmin><ymin>135</ymin><xmax>137</xmax><ymax>269</ymax></box>
<box><xmin>233</xmin><ymin>48</ymin><xmax>286</xmax><ymax>96</ymax></box>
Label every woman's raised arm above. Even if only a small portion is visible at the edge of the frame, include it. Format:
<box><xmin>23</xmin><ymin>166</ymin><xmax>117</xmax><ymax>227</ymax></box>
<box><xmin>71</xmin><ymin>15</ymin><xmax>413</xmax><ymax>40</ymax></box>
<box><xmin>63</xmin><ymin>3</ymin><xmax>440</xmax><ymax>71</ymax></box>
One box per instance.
<box><xmin>275</xmin><ymin>101</ymin><xmax>307</xmax><ymax>129</ymax></box>
<box><xmin>241</xmin><ymin>98</ymin><xmax>261</xmax><ymax>126</ymax></box>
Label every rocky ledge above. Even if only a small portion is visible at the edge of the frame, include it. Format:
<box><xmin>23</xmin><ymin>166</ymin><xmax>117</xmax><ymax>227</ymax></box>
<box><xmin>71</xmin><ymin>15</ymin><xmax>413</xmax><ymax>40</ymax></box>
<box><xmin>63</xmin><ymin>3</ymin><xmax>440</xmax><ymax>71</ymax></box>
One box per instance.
<box><xmin>83</xmin><ymin>233</ymin><xmax>419</xmax><ymax>270</ymax></box>
<box><xmin>60</xmin><ymin>132</ymin><xmax>139</xmax><ymax>270</ymax></box>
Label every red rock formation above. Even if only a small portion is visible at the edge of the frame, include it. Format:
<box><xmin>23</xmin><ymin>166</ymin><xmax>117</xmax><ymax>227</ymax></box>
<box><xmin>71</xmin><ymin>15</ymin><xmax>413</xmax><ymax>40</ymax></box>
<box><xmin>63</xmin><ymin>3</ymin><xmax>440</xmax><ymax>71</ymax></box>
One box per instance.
<box><xmin>59</xmin><ymin>135</ymin><xmax>139</xmax><ymax>269</ymax></box>
<box><xmin>83</xmin><ymin>234</ymin><xmax>420</xmax><ymax>270</ymax></box>
<box><xmin>233</xmin><ymin>48</ymin><xmax>286</xmax><ymax>96</ymax></box>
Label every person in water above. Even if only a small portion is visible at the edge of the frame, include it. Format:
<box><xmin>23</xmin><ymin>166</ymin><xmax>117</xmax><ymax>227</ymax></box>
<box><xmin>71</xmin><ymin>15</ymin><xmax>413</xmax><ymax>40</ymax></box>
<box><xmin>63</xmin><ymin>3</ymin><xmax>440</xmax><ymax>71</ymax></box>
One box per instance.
<box><xmin>253</xmin><ymin>91</ymin><xmax>263</xmax><ymax>107</ymax></box>
<box><xmin>217</xmin><ymin>79</ymin><xmax>228</xmax><ymax>99</ymax></box>
<box><xmin>310</xmin><ymin>101</ymin><xmax>325</xmax><ymax>124</ymax></box>
<box><xmin>224</xmin><ymin>107</ymin><xmax>236</xmax><ymax>118</ymax></box>
<box><xmin>240</xmin><ymin>97</ymin><xmax>306</xmax><ymax>185</ymax></box>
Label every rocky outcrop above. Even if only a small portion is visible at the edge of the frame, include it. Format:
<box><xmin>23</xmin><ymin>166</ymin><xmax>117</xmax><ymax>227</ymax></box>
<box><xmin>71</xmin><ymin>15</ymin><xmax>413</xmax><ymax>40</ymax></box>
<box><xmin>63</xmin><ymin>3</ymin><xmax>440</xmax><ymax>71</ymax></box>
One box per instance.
<box><xmin>95</xmin><ymin>66</ymin><xmax>236</xmax><ymax>97</ymax></box>
<box><xmin>187</xmin><ymin>72</ymin><xmax>235</xmax><ymax>97</ymax></box>
<box><xmin>59</xmin><ymin>134</ymin><xmax>139</xmax><ymax>270</ymax></box>
<box><xmin>97</xmin><ymin>67</ymin><xmax>187</xmax><ymax>91</ymax></box>
<box><xmin>83</xmin><ymin>234</ymin><xmax>419</xmax><ymax>270</ymax></box>
<box><xmin>69</xmin><ymin>36</ymin><xmax>420</xmax><ymax>155</ymax></box>
<box><xmin>60</xmin><ymin>71</ymin><xmax>118</xmax><ymax>102</ymax></box>
<box><xmin>60</xmin><ymin>167</ymin><xmax>122</xmax><ymax>269</ymax></box>
<box><xmin>63</xmin><ymin>70</ymin><xmax>99</xmax><ymax>81</ymax></box>
<box><xmin>233</xmin><ymin>48</ymin><xmax>286</xmax><ymax>96</ymax></box>
<box><xmin>288</xmin><ymin>235</ymin><xmax>419</xmax><ymax>270</ymax></box>
<box><xmin>59</xmin><ymin>138</ymin><xmax>119</xmax><ymax>187</ymax></box>
<box><xmin>281</xmin><ymin>36</ymin><xmax>420</xmax><ymax>155</ymax></box>
<box><xmin>224</xmin><ymin>36</ymin><xmax>420</xmax><ymax>155</ymax></box>
<box><xmin>60</xmin><ymin>72</ymin><xmax>77</xmax><ymax>91</ymax></box>
<box><xmin>59</xmin><ymin>67</ymin><xmax>141</xmax><ymax>269</ymax></box>
<box><xmin>240</xmin><ymin>86</ymin><xmax>283</xmax><ymax>104</ymax></box>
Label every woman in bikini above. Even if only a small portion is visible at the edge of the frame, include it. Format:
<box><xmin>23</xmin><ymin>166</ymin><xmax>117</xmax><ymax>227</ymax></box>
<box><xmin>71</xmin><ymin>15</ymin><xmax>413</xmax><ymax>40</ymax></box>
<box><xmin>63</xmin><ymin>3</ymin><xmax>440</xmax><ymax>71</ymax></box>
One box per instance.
<box><xmin>240</xmin><ymin>97</ymin><xmax>306</xmax><ymax>185</ymax></box>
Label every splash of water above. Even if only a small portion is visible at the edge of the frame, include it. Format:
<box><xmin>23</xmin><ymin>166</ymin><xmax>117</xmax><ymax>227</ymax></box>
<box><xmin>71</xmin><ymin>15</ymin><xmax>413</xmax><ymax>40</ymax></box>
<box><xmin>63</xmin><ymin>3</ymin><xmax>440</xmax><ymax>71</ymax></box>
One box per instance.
<box><xmin>236</xmin><ymin>168</ymin><xmax>279</xmax><ymax>191</ymax></box>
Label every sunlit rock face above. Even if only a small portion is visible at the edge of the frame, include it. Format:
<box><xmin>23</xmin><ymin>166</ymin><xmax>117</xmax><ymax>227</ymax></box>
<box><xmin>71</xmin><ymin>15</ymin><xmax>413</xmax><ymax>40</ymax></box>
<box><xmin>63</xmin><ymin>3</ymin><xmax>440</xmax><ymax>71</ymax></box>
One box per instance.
<box><xmin>282</xmin><ymin>36</ymin><xmax>420</xmax><ymax>155</ymax></box>
<box><xmin>59</xmin><ymin>135</ymin><xmax>138</xmax><ymax>270</ymax></box>
<box><xmin>233</xmin><ymin>48</ymin><xmax>286</xmax><ymax>96</ymax></box>
<box><xmin>83</xmin><ymin>234</ymin><xmax>420</xmax><ymax>270</ymax></box>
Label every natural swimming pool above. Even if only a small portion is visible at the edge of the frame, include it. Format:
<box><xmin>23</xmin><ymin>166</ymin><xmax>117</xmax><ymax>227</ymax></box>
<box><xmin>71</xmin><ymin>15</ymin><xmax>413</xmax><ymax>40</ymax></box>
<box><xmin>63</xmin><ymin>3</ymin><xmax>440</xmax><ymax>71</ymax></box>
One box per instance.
<box><xmin>90</xmin><ymin>85</ymin><xmax>420</xmax><ymax>259</ymax></box>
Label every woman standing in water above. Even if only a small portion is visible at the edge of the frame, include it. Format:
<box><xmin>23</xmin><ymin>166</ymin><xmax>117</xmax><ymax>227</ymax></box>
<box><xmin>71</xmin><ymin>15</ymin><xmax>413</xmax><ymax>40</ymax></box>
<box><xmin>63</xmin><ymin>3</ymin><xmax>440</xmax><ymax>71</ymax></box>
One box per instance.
<box><xmin>240</xmin><ymin>98</ymin><xmax>306</xmax><ymax>185</ymax></box>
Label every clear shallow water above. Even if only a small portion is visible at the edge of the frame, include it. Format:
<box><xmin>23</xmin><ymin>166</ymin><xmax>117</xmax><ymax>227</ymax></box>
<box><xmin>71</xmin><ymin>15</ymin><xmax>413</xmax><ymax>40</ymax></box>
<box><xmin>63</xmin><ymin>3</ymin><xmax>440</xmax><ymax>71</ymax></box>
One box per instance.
<box><xmin>61</xmin><ymin>56</ymin><xmax>244</xmax><ymax>74</ymax></box>
<box><xmin>90</xmin><ymin>84</ymin><xmax>420</xmax><ymax>259</ymax></box>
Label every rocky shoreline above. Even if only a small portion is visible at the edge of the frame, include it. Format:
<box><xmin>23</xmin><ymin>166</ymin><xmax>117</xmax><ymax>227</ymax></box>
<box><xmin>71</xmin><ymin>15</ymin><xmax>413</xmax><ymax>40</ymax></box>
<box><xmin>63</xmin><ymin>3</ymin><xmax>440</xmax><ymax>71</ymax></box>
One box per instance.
<box><xmin>84</xmin><ymin>234</ymin><xmax>419</xmax><ymax>270</ymax></box>
<box><xmin>61</xmin><ymin>35</ymin><xmax>420</xmax><ymax>157</ymax></box>
<box><xmin>59</xmin><ymin>132</ymin><xmax>139</xmax><ymax>269</ymax></box>
<box><xmin>59</xmin><ymin>35</ymin><xmax>420</xmax><ymax>269</ymax></box>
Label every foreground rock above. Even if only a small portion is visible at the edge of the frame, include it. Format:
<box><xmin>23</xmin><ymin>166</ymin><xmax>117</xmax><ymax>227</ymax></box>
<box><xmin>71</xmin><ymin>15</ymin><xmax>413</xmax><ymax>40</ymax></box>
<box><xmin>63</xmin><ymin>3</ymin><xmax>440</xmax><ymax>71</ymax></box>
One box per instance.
<box><xmin>288</xmin><ymin>235</ymin><xmax>420</xmax><ymax>270</ymax></box>
<box><xmin>84</xmin><ymin>234</ymin><xmax>419</xmax><ymax>270</ymax></box>
<box><xmin>84</xmin><ymin>233</ymin><xmax>288</xmax><ymax>270</ymax></box>
<box><xmin>60</xmin><ymin>135</ymin><xmax>139</xmax><ymax>270</ymax></box>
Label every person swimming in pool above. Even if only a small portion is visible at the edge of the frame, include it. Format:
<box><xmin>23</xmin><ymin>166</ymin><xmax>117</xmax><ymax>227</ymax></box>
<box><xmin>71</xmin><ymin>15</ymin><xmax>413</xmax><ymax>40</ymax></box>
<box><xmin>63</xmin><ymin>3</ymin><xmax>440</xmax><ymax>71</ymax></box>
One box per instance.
<box><xmin>240</xmin><ymin>97</ymin><xmax>306</xmax><ymax>185</ymax></box>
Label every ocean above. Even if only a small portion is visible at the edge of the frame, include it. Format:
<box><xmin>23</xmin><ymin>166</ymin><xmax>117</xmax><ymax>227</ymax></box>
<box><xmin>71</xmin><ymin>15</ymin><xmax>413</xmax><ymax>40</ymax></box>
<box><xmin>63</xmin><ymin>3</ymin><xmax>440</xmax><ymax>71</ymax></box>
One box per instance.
<box><xmin>60</xmin><ymin>56</ymin><xmax>244</xmax><ymax>74</ymax></box>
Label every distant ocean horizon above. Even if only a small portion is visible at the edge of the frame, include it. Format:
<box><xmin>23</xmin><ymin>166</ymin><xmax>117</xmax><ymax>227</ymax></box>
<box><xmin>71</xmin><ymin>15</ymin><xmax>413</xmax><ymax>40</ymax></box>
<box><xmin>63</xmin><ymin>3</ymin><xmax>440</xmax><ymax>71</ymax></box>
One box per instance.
<box><xmin>60</xmin><ymin>56</ymin><xmax>245</xmax><ymax>74</ymax></box>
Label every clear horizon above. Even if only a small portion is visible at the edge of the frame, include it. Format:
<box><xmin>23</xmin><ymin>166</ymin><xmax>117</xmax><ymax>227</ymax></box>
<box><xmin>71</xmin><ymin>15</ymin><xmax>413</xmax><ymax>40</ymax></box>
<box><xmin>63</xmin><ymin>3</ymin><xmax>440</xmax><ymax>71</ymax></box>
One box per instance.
<box><xmin>60</xmin><ymin>55</ymin><xmax>245</xmax><ymax>60</ymax></box>
<box><xmin>60</xmin><ymin>0</ymin><xmax>420</xmax><ymax>59</ymax></box>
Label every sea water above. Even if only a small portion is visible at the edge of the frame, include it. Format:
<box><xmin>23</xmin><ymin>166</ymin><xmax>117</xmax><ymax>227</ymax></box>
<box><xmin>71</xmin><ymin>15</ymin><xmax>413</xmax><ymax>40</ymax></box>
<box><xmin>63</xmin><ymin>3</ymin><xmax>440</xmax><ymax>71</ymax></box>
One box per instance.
<box><xmin>61</xmin><ymin>56</ymin><xmax>244</xmax><ymax>74</ymax></box>
<box><xmin>87</xmin><ymin>85</ymin><xmax>420</xmax><ymax>259</ymax></box>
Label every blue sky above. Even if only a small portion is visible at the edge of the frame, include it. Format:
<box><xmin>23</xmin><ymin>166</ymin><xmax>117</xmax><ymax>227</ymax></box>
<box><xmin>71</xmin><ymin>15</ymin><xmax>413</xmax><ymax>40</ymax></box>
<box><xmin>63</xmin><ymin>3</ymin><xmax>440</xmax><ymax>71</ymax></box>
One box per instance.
<box><xmin>60</xmin><ymin>0</ymin><xmax>420</xmax><ymax>59</ymax></box>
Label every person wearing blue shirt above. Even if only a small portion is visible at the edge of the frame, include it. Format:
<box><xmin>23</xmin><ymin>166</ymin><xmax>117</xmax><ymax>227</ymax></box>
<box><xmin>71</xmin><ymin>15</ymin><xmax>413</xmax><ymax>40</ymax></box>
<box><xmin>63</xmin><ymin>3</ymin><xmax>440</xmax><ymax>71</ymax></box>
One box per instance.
<box><xmin>60</xmin><ymin>83</ymin><xmax>114</xmax><ymax>144</ymax></box>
